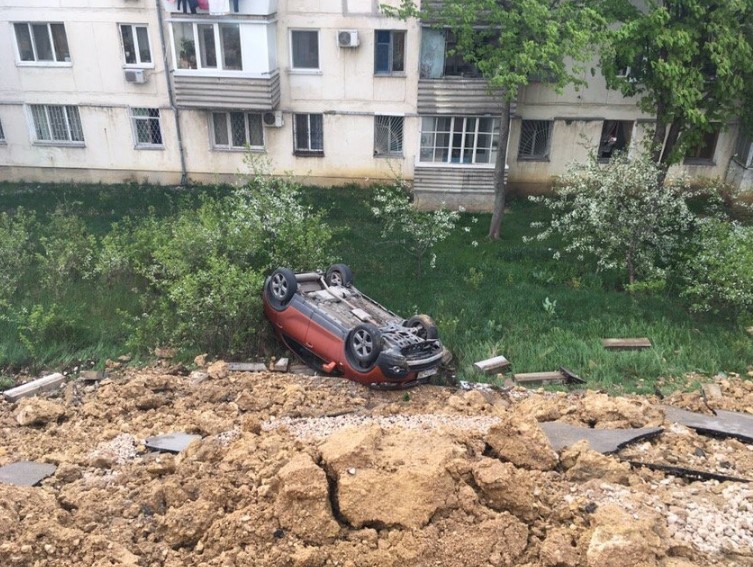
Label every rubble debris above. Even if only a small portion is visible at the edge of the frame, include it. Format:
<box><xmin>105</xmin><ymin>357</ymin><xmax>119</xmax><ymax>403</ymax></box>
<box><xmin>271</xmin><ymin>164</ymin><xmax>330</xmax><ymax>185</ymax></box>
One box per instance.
<box><xmin>15</xmin><ymin>398</ymin><xmax>66</xmax><ymax>426</ymax></box>
<box><xmin>628</xmin><ymin>461</ymin><xmax>751</xmax><ymax>483</ymax></box>
<box><xmin>154</xmin><ymin>347</ymin><xmax>177</xmax><ymax>359</ymax></box>
<box><xmin>0</xmin><ymin>461</ymin><xmax>57</xmax><ymax>486</ymax></box>
<box><xmin>701</xmin><ymin>383</ymin><xmax>723</xmax><ymax>401</ymax></box>
<box><xmin>663</xmin><ymin>406</ymin><xmax>753</xmax><ymax>443</ymax></box>
<box><xmin>227</xmin><ymin>362</ymin><xmax>268</xmax><ymax>372</ymax></box>
<box><xmin>144</xmin><ymin>432</ymin><xmax>202</xmax><ymax>453</ymax></box>
<box><xmin>3</xmin><ymin>373</ymin><xmax>66</xmax><ymax>403</ymax></box>
<box><xmin>602</xmin><ymin>338</ymin><xmax>652</xmax><ymax>350</ymax></box>
<box><xmin>539</xmin><ymin>421</ymin><xmax>663</xmax><ymax>453</ymax></box>
<box><xmin>273</xmin><ymin>357</ymin><xmax>290</xmax><ymax>372</ymax></box>
<box><xmin>79</xmin><ymin>370</ymin><xmax>107</xmax><ymax>383</ymax></box>
<box><xmin>472</xmin><ymin>355</ymin><xmax>510</xmax><ymax>374</ymax></box>
<box><xmin>513</xmin><ymin>366</ymin><xmax>585</xmax><ymax>386</ymax></box>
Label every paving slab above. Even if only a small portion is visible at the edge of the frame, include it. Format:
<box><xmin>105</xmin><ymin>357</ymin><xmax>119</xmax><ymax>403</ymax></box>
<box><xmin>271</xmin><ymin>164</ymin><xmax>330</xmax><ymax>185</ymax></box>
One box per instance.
<box><xmin>3</xmin><ymin>373</ymin><xmax>66</xmax><ymax>403</ymax></box>
<box><xmin>227</xmin><ymin>362</ymin><xmax>268</xmax><ymax>372</ymax></box>
<box><xmin>663</xmin><ymin>406</ymin><xmax>753</xmax><ymax>443</ymax></box>
<box><xmin>0</xmin><ymin>461</ymin><xmax>57</xmax><ymax>486</ymax></box>
<box><xmin>539</xmin><ymin>421</ymin><xmax>664</xmax><ymax>454</ymax></box>
<box><xmin>144</xmin><ymin>432</ymin><xmax>202</xmax><ymax>453</ymax></box>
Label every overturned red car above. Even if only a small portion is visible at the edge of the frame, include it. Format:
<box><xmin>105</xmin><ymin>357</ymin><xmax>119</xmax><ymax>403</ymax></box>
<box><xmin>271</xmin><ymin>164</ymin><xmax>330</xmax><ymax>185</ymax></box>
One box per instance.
<box><xmin>263</xmin><ymin>264</ymin><xmax>446</xmax><ymax>388</ymax></box>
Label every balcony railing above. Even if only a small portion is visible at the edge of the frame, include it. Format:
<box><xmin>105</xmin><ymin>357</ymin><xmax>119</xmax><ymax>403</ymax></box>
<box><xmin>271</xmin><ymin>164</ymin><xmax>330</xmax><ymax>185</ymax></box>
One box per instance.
<box><xmin>163</xmin><ymin>0</ymin><xmax>277</xmax><ymax>16</ymax></box>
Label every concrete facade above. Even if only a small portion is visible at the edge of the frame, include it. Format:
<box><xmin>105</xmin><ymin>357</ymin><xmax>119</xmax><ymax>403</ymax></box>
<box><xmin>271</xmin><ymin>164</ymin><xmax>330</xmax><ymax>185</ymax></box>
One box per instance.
<box><xmin>0</xmin><ymin>0</ymin><xmax>750</xmax><ymax>208</ymax></box>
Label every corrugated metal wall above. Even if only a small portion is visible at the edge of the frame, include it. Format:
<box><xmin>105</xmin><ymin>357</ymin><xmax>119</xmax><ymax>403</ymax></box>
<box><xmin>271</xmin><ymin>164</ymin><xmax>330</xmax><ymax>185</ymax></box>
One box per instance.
<box><xmin>173</xmin><ymin>73</ymin><xmax>280</xmax><ymax>110</ymax></box>
<box><xmin>418</xmin><ymin>79</ymin><xmax>504</xmax><ymax>115</ymax></box>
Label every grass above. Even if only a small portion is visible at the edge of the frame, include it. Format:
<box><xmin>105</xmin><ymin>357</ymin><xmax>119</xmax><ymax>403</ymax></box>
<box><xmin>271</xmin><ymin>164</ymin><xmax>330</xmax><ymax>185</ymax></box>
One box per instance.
<box><xmin>1</xmin><ymin>181</ymin><xmax>752</xmax><ymax>391</ymax></box>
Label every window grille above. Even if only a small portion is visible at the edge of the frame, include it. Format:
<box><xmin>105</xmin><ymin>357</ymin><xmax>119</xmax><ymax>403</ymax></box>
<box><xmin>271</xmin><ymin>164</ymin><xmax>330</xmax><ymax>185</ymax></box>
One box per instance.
<box><xmin>132</xmin><ymin>108</ymin><xmax>163</xmax><ymax>147</ymax></box>
<box><xmin>374</xmin><ymin>116</ymin><xmax>404</xmax><ymax>156</ymax></box>
<box><xmin>212</xmin><ymin>111</ymin><xmax>264</xmax><ymax>149</ymax></box>
<box><xmin>294</xmin><ymin>114</ymin><xmax>323</xmax><ymax>154</ymax></box>
<box><xmin>518</xmin><ymin>120</ymin><xmax>552</xmax><ymax>160</ymax></box>
<box><xmin>30</xmin><ymin>105</ymin><xmax>83</xmax><ymax>143</ymax></box>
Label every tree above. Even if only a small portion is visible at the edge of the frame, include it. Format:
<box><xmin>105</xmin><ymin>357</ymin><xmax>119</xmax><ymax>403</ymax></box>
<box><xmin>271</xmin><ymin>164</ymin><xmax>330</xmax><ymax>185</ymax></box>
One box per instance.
<box><xmin>601</xmin><ymin>0</ymin><xmax>753</xmax><ymax>172</ymax></box>
<box><xmin>383</xmin><ymin>0</ymin><xmax>605</xmax><ymax>239</ymax></box>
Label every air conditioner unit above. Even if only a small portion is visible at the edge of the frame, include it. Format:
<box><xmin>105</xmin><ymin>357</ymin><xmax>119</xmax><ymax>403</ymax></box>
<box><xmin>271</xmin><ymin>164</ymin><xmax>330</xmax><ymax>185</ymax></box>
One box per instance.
<box><xmin>263</xmin><ymin>111</ymin><xmax>284</xmax><ymax>128</ymax></box>
<box><xmin>337</xmin><ymin>30</ymin><xmax>359</xmax><ymax>48</ymax></box>
<box><xmin>124</xmin><ymin>69</ymin><xmax>147</xmax><ymax>84</ymax></box>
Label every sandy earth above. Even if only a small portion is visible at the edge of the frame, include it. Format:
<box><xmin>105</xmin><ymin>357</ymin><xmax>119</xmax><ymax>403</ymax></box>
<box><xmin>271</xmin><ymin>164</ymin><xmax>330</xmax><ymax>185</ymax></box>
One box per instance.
<box><xmin>1</xmin><ymin>361</ymin><xmax>753</xmax><ymax>567</ymax></box>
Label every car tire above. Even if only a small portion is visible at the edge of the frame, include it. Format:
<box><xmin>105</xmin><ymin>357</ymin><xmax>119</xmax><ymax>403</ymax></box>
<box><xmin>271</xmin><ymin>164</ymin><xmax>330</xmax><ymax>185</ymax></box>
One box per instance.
<box><xmin>325</xmin><ymin>263</ymin><xmax>353</xmax><ymax>287</ymax></box>
<box><xmin>405</xmin><ymin>314</ymin><xmax>439</xmax><ymax>340</ymax></box>
<box><xmin>346</xmin><ymin>323</ymin><xmax>381</xmax><ymax>368</ymax></box>
<box><xmin>267</xmin><ymin>268</ymin><xmax>297</xmax><ymax>309</ymax></box>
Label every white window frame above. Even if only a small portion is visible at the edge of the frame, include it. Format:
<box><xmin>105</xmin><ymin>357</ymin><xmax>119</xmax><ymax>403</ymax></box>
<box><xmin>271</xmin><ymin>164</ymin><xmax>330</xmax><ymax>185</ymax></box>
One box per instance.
<box><xmin>293</xmin><ymin>113</ymin><xmax>324</xmax><ymax>155</ymax></box>
<box><xmin>28</xmin><ymin>104</ymin><xmax>85</xmax><ymax>146</ymax></box>
<box><xmin>419</xmin><ymin>116</ymin><xmax>498</xmax><ymax>165</ymax></box>
<box><xmin>130</xmin><ymin>108</ymin><xmax>163</xmax><ymax>149</ymax></box>
<box><xmin>119</xmin><ymin>24</ymin><xmax>153</xmax><ymax>68</ymax></box>
<box><xmin>170</xmin><ymin>21</ymin><xmax>243</xmax><ymax>74</ymax></box>
<box><xmin>13</xmin><ymin>22</ymin><xmax>71</xmax><ymax>65</ymax></box>
<box><xmin>290</xmin><ymin>29</ymin><xmax>320</xmax><ymax>72</ymax></box>
<box><xmin>210</xmin><ymin>111</ymin><xmax>265</xmax><ymax>150</ymax></box>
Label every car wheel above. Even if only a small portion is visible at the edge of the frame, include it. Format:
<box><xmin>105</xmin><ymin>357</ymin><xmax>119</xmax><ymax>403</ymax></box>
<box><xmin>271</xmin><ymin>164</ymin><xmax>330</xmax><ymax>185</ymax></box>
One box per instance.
<box><xmin>325</xmin><ymin>263</ymin><xmax>353</xmax><ymax>287</ymax></box>
<box><xmin>267</xmin><ymin>268</ymin><xmax>297</xmax><ymax>307</ymax></box>
<box><xmin>405</xmin><ymin>314</ymin><xmax>439</xmax><ymax>340</ymax></box>
<box><xmin>347</xmin><ymin>323</ymin><xmax>381</xmax><ymax>368</ymax></box>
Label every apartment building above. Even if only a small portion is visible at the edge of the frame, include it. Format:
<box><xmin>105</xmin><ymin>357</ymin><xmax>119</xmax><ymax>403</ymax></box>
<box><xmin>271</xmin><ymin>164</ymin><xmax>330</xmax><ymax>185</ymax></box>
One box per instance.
<box><xmin>1</xmin><ymin>0</ymin><xmax>751</xmax><ymax>210</ymax></box>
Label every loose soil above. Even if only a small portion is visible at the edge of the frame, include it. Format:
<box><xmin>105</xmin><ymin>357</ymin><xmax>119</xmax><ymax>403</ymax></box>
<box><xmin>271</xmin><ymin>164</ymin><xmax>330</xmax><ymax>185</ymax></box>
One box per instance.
<box><xmin>2</xmin><ymin>362</ymin><xmax>753</xmax><ymax>567</ymax></box>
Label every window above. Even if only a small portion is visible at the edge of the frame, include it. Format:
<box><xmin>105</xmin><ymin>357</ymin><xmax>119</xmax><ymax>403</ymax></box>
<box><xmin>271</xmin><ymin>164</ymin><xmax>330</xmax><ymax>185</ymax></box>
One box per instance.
<box><xmin>684</xmin><ymin>129</ymin><xmax>719</xmax><ymax>164</ymax></box>
<box><xmin>0</xmin><ymin>118</ymin><xmax>4</xmax><ymax>142</ymax></box>
<box><xmin>419</xmin><ymin>28</ymin><xmax>487</xmax><ymax>79</ymax></box>
<box><xmin>30</xmin><ymin>105</ymin><xmax>84</xmax><ymax>144</ymax></box>
<box><xmin>14</xmin><ymin>23</ymin><xmax>70</xmax><ymax>63</ymax></box>
<box><xmin>131</xmin><ymin>108</ymin><xmax>163</xmax><ymax>147</ymax></box>
<box><xmin>518</xmin><ymin>120</ymin><xmax>552</xmax><ymax>160</ymax></box>
<box><xmin>419</xmin><ymin>116</ymin><xmax>498</xmax><ymax>164</ymax></box>
<box><xmin>734</xmin><ymin>131</ymin><xmax>753</xmax><ymax>168</ymax></box>
<box><xmin>294</xmin><ymin>114</ymin><xmax>323</xmax><ymax>155</ymax></box>
<box><xmin>374</xmin><ymin>116</ymin><xmax>404</xmax><ymax>157</ymax></box>
<box><xmin>172</xmin><ymin>22</ymin><xmax>242</xmax><ymax>71</ymax></box>
<box><xmin>374</xmin><ymin>30</ymin><xmax>405</xmax><ymax>75</ymax></box>
<box><xmin>212</xmin><ymin>111</ymin><xmax>264</xmax><ymax>149</ymax></box>
<box><xmin>120</xmin><ymin>24</ymin><xmax>152</xmax><ymax>66</ymax></box>
<box><xmin>291</xmin><ymin>30</ymin><xmax>319</xmax><ymax>70</ymax></box>
<box><xmin>598</xmin><ymin>120</ymin><xmax>633</xmax><ymax>160</ymax></box>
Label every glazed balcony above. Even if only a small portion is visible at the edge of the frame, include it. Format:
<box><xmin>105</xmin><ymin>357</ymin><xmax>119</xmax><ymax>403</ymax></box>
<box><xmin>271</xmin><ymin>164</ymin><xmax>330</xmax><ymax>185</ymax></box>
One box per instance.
<box><xmin>163</xmin><ymin>0</ymin><xmax>278</xmax><ymax>17</ymax></box>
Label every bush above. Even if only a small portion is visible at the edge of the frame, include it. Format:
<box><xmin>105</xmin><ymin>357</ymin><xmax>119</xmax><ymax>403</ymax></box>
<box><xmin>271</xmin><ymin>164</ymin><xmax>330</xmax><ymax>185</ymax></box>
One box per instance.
<box><xmin>0</xmin><ymin>209</ymin><xmax>35</xmax><ymax>302</ymax></box>
<box><xmin>527</xmin><ymin>152</ymin><xmax>720</xmax><ymax>286</ymax></box>
<box><xmin>97</xmin><ymin>163</ymin><xmax>334</xmax><ymax>356</ymax></box>
<box><xmin>679</xmin><ymin>219</ymin><xmax>753</xmax><ymax>316</ymax></box>
<box><xmin>371</xmin><ymin>182</ymin><xmax>462</xmax><ymax>275</ymax></box>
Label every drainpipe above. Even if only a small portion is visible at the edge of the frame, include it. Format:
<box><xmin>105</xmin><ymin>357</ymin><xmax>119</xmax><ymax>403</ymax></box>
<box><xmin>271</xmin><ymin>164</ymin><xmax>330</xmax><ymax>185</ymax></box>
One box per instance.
<box><xmin>155</xmin><ymin>0</ymin><xmax>188</xmax><ymax>186</ymax></box>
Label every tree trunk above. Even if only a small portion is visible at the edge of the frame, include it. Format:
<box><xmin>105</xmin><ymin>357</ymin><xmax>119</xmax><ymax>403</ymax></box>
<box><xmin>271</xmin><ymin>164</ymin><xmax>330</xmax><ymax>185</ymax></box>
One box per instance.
<box><xmin>488</xmin><ymin>99</ymin><xmax>512</xmax><ymax>240</ymax></box>
<box><xmin>652</xmin><ymin>101</ymin><xmax>667</xmax><ymax>164</ymax></box>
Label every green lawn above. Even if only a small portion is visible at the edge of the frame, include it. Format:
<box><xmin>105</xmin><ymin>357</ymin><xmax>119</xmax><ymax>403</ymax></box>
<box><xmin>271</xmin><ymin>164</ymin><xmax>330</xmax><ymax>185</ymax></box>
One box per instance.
<box><xmin>1</xmin><ymin>181</ymin><xmax>751</xmax><ymax>392</ymax></box>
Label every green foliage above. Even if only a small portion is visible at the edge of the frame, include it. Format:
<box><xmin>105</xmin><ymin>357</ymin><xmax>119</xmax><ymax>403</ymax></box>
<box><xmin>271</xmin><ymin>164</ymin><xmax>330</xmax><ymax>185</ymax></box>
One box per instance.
<box><xmin>527</xmin><ymin>152</ymin><xmax>717</xmax><ymax>285</ymax></box>
<box><xmin>36</xmin><ymin>208</ymin><xmax>97</xmax><ymax>293</ymax></box>
<box><xmin>16</xmin><ymin>303</ymin><xmax>89</xmax><ymax>361</ymax></box>
<box><xmin>0</xmin><ymin>209</ymin><xmax>35</xmax><ymax>301</ymax></box>
<box><xmin>601</xmin><ymin>0</ymin><xmax>753</xmax><ymax>164</ymax></box>
<box><xmin>370</xmin><ymin>182</ymin><xmax>461</xmax><ymax>275</ymax></box>
<box><xmin>97</xmin><ymin>161</ymin><xmax>334</xmax><ymax>355</ymax></box>
<box><xmin>679</xmin><ymin>219</ymin><xmax>753</xmax><ymax>316</ymax></box>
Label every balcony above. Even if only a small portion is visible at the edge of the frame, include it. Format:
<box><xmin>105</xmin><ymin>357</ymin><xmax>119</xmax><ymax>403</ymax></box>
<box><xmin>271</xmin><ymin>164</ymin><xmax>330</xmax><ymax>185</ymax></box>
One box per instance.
<box><xmin>417</xmin><ymin>78</ymin><xmax>505</xmax><ymax>115</ymax></box>
<box><xmin>163</xmin><ymin>0</ymin><xmax>278</xmax><ymax>17</ymax></box>
<box><xmin>173</xmin><ymin>71</ymin><xmax>280</xmax><ymax>110</ymax></box>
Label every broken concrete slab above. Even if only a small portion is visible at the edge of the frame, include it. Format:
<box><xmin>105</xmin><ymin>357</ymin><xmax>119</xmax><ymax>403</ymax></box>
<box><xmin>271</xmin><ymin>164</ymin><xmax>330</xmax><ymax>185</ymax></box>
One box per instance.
<box><xmin>628</xmin><ymin>461</ymin><xmax>750</xmax><ymax>483</ymax></box>
<box><xmin>227</xmin><ymin>362</ymin><xmax>268</xmax><ymax>372</ymax></box>
<box><xmin>473</xmin><ymin>355</ymin><xmax>510</xmax><ymax>375</ymax></box>
<box><xmin>273</xmin><ymin>358</ymin><xmax>290</xmax><ymax>372</ymax></box>
<box><xmin>144</xmin><ymin>432</ymin><xmax>202</xmax><ymax>453</ymax></box>
<box><xmin>288</xmin><ymin>362</ymin><xmax>318</xmax><ymax>376</ymax></box>
<box><xmin>79</xmin><ymin>370</ymin><xmax>107</xmax><ymax>382</ymax></box>
<box><xmin>539</xmin><ymin>422</ymin><xmax>664</xmax><ymax>454</ymax></box>
<box><xmin>0</xmin><ymin>461</ymin><xmax>57</xmax><ymax>486</ymax></box>
<box><xmin>514</xmin><ymin>367</ymin><xmax>585</xmax><ymax>386</ymax></box>
<box><xmin>3</xmin><ymin>373</ymin><xmax>66</xmax><ymax>403</ymax></box>
<box><xmin>602</xmin><ymin>338</ymin><xmax>652</xmax><ymax>350</ymax></box>
<box><xmin>663</xmin><ymin>406</ymin><xmax>753</xmax><ymax>443</ymax></box>
<box><xmin>701</xmin><ymin>383</ymin><xmax>723</xmax><ymax>401</ymax></box>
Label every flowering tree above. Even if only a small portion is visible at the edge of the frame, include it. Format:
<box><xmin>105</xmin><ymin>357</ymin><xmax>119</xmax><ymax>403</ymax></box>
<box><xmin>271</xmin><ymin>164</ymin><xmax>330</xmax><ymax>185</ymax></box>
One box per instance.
<box><xmin>371</xmin><ymin>182</ymin><xmax>462</xmax><ymax>276</ymax></box>
<box><xmin>527</xmin><ymin>152</ymin><xmax>714</xmax><ymax>286</ymax></box>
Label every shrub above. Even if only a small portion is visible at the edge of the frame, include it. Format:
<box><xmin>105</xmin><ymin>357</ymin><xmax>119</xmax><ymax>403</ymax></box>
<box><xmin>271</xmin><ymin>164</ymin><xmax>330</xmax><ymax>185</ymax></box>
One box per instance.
<box><xmin>371</xmin><ymin>182</ymin><xmax>461</xmax><ymax>275</ymax></box>
<box><xmin>97</xmin><ymin>161</ymin><xmax>334</xmax><ymax>356</ymax></box>
<box><xmin>679</xmin><ymin>219</ymin><xmax>753</xmax><ymax>316</ymax></box>
<box><xmin>527</xmin><ymin>152</ymin><xmax>719</xmax><ymax>286</ymax></box>
<box><xmin>0</xmin><ymin>209</ymin><xmax>35</xmax><ymax>301</ymax></box>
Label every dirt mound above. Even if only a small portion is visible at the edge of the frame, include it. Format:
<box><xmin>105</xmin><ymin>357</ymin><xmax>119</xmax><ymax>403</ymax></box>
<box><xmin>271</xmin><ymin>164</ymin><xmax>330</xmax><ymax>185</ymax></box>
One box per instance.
<box><xmin>1</xmin><ymin>367</ymin><xmax>753</xmax><ymax>566</ymax></box>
